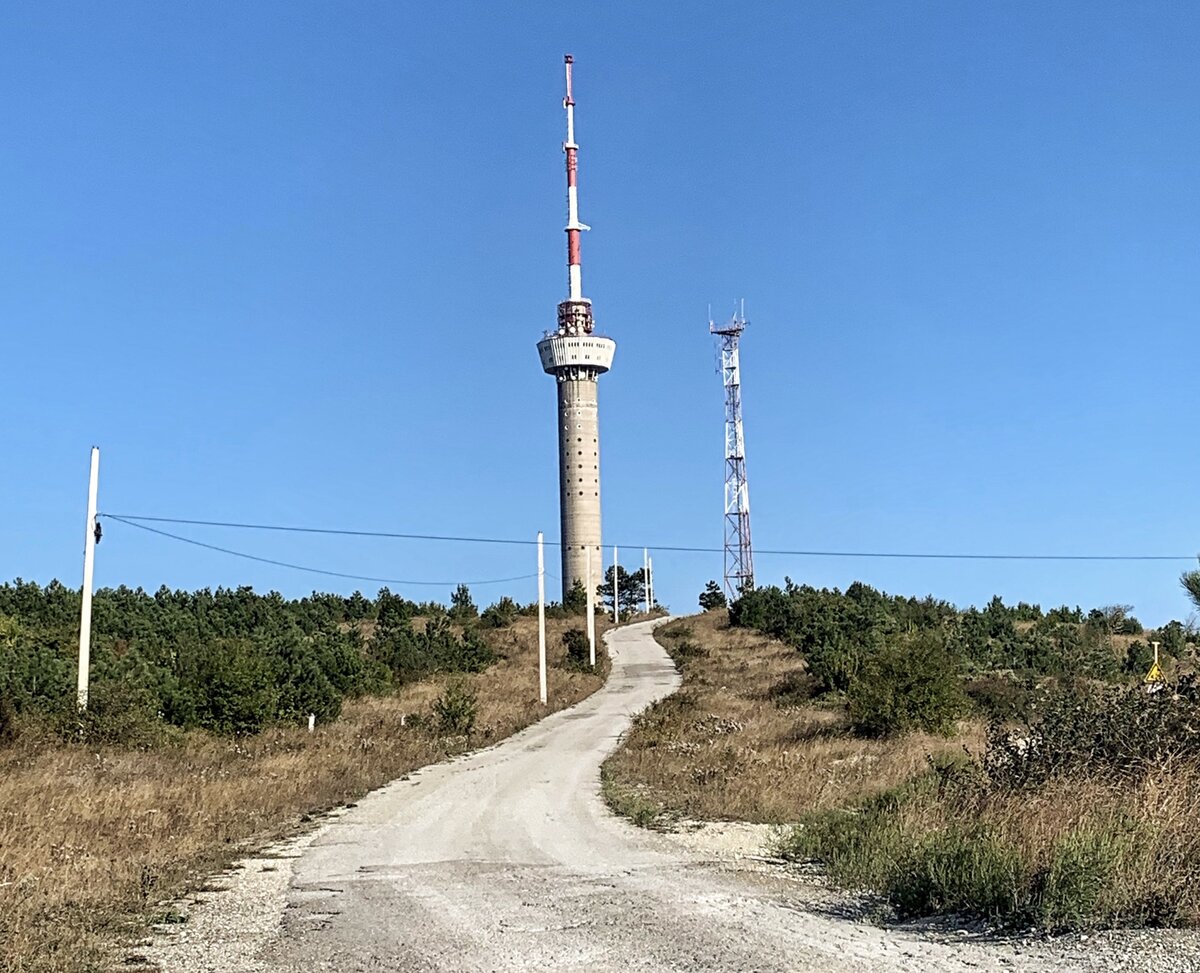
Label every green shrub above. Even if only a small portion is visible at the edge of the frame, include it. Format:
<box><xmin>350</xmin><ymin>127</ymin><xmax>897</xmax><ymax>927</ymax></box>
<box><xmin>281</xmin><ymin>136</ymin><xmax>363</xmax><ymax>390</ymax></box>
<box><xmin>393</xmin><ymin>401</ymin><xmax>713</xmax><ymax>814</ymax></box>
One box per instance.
<box><xmin>561</xmin><ymin>629</ymin><xmax>592</xmax><ymax>670</ymax></box>
<box><xmin>64</xmin><ymin>681</ymin><xmax>176</xmax><ymax>748</ymax></box>
<box><xmin>964</xmin><ymin>673</ymin><xmax>1034</xmax><ymax>721</ymax></box>
<box><xmin>1122</xmin><ymin>639</ymin><xmax>1155</xmax><ymax>676</ymax></box>
<box><xmin>189</xmin><ymin>638</ymin><xmax>280</xmax><ymax>735</ymax></box>
<box><xmin>562</xmin><ymin>580</ymin><xmax>589</xmax><ymax>615</ymax></box>
<box><xmin>449</xmin><ymin>583</ymin><xmax>477</xmax><ymax>621</ymax></box>
<box><xmin>1035</xmin><ymin>825</ymin><xmax>1130</xmax><ymax>930</ymax></box>
<box><xmin>0</xmin><ymin>694</ymin><xmax>19</xmax><ymax>744</ymax></box>
<box><xmin>480</xmin><ymin>596</ymin><xmax>519</xmax><ymax>628</ymax></box>
<box><xmin>888</xmin><ymin>827</ymin><xmax>1025</xmax><ymax>920</ymax></box>
<box><xmin>374</xmin><ymin>616</ymin><xmax>495</xmax><ymax>684</ymax></box>
<box><xmin>985</xmin><ymin>677</ymin><xmax>1200</xmax><ymax>786</ymax></box>
<box><xmin>698</xmin><ymin>581</ymin><xmax>726</xmax><ymax>611</ymax></box>
<box><xmin>778</xmin><ymin>775</ymin><xmax>939</xmax><ymax>887</ymax></box>
<box><xmin>846</xmin><ymin>633</ymin><xmax>968</xmax><ymax>738</ymax></box>
<box><xmin>780</xmin><ymin>809</ymin><xmax>906</xmax><ymax>892</ymax></box>
<box><xmin>431</xmin><ymin>679</ymin><xmax>477</xmax><ymax>736</ymax></box>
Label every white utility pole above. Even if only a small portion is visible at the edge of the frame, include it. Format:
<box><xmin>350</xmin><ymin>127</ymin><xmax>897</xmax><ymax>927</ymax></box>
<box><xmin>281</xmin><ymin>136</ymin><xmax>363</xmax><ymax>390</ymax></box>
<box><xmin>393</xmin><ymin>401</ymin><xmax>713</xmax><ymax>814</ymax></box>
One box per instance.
<box><xmin>643</xmin><ymin>547</ymin><xmax>650</xmax><ymax>614</ymax></box>
<box><xmin>613</xmin><ymin>545</ymin><xmax>620</xmax><ymax>624</ymax></box>
<box><xmin>77</xmin><ymin>446</ymin><xmax>100</xmax><ymax>711</ymax></box>
<box><xmin>537</xmin><ymin>531</ymin><xmax>547</xmax><ymax>705</ymax></box>
<box><xmin>585</xmin><ymin>545</ymin><xmax>596</xmax><ymax>667</ymax></box>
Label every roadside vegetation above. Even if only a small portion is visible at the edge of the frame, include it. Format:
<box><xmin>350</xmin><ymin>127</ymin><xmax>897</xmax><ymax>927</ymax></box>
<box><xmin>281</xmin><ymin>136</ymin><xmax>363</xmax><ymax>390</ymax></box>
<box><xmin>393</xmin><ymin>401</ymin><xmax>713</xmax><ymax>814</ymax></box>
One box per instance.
<box><xmin>0</xmin><ymin>579</ymin><xmax>609</xmax><ymax>973</ymax></box>
<box><xmin>604</xmin><ymin>578</ymin><xmax>1200</xmax><ymax>931</ymax></box>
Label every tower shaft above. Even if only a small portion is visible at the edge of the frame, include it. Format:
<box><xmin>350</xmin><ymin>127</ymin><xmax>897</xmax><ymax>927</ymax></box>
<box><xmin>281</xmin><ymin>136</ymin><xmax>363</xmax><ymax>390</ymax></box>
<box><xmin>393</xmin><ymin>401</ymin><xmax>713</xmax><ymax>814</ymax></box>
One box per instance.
<box><xmin>555</xmin><ymin>373</ymin><xmax>601</xmax><ymax>589</ymax></box>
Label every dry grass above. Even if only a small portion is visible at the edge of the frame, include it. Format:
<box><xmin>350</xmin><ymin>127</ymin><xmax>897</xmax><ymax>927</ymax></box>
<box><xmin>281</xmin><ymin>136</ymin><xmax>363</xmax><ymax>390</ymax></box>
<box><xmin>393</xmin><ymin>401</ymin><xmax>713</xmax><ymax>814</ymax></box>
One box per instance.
<box><xmin>787</xmin><ymin>756</ymin><xmax>1200</xmax><ymax>928</ymax></box>
<box><xmin>0</xmin><ymin>614</ymin><xmax>607</xmax><ymax>973</ymax></box>
<box><xmin>602</xmin><ymin>612</ymin><xmax>1200</xmax><ymax>928</ymax></box>
<box><xmin>602</xmin><ymin>611</ymin><xmax>980</xmax><ymax>825</ymax></box>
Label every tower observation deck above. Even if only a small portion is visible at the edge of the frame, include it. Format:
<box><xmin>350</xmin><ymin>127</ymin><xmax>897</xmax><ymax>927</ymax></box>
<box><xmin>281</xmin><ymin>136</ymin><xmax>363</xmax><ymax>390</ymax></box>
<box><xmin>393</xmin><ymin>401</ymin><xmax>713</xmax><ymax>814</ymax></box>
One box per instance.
<box><xmin>537</xmin><ymin>55</ymin><xmax>616</xmax><ymax>598</ymax></box>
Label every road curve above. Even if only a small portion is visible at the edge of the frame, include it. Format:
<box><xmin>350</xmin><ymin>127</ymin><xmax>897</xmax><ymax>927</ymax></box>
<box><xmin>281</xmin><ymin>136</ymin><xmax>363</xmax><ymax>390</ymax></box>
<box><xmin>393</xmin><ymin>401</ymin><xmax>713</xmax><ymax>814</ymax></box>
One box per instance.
<box><xmin>155</xmin><ymin>618</ymin><xmax>1075</xmax><ymax>972</ymax></box>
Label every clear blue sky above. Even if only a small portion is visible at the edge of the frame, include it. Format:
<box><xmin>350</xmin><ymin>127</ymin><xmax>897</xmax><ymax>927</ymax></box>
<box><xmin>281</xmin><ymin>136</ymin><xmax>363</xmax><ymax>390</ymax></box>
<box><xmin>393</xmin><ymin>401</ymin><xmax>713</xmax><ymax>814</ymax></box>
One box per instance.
<box><xmin>3</xmin><ymin>2</ymin><xmax>1199</xmax><ymax>624</ymax></box>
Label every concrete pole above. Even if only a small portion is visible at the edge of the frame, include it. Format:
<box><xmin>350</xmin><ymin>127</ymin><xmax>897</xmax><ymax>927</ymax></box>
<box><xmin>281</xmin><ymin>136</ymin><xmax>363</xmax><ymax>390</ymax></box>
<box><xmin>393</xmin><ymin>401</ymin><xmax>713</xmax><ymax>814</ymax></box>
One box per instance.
<box><xmin>77</xmin><ymin>446</ymin><xmax>100</xmax><ymax>711</ymax></box>
<box><xmin>643</xmin><ymin>547</ymin><xmax>650</xmax><ymax>615</ymax></box>
<box><xmin>586</xmin><ymin>545</ymin><xmax>596</xmax><ymax>667</ymax></box>
<box><xmin>537</xmin><ymin>531</ymin><xmax>547</xmax><ymax>705</ymax></box>
<box><xmin>613</xmin><ymin>545</ymin><xmax>619</xmax><ymax>624</ymax></box>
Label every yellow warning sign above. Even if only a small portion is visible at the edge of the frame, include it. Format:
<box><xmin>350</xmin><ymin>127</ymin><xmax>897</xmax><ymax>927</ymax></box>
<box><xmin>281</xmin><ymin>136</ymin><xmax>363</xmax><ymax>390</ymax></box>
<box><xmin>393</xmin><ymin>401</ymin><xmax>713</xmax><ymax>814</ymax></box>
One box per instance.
<box><xmin>1144</xmin><ymin>661</ymin><xmax>1164</xmax><ymax>683</ymax></box>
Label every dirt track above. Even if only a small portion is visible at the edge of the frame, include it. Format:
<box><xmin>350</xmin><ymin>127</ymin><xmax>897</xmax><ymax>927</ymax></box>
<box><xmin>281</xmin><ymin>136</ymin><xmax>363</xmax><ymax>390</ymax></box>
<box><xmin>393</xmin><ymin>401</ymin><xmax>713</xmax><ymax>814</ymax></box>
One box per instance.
<box><xmin>149</xmin><ymin>618</ymin><xmax>1173</xmax><ymax>972</ymax></box>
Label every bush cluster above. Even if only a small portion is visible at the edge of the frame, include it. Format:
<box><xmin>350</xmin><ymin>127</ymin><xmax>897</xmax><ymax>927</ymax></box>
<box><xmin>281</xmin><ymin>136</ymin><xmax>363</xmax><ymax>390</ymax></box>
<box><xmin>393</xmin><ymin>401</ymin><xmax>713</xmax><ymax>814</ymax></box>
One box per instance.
<box><xmin>560</xmin><ymin>628</ymin><xmax>592</xmax><ymax>670</ymax></box>
<box><xmin>846</xmin><ymin>633</ymin><xmax>968</xmax><ymax>738</ymax></box>
<box><xmin>783</xmin><ymin>771</ymin><xmax>1194</xmax><ymax>930</ymax></box>
<box><xmin>985</xmin><ymin>676</ymin><xmax>1200</xmax><ymax>786</ymax></box>
<box><xmin>729</xmin><ymin>580</ymin><xmax>1194</xmax><ymax>736</ymax></box>
<box><xmin>782</xmin><ymin>680</ymin><xmax>1200</xmax><ymax>930</ymax></box>
<box><xmin>431</xmin><ymin>678</ymin><xmax>478</xmax><ymax>736</ymax></box>
<box><xmin>0</xmin><ymin>580</ymin><xmax>499</xmax><ymax>740</ymax></box>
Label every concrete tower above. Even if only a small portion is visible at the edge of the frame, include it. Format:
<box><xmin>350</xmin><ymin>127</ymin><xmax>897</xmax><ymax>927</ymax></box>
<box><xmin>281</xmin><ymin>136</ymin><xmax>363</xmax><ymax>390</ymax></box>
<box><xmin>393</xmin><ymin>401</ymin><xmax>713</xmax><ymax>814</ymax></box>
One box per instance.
<box><xmin>538</xmin><ymin>55</ymin><xmax>616</xmax><ymax>598</ymax></box>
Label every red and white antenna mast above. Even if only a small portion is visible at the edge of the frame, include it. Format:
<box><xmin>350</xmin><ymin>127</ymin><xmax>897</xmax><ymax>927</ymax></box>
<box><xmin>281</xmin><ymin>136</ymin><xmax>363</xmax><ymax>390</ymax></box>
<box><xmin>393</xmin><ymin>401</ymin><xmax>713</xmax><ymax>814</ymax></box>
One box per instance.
<box><xmin>561</xmin><ymin>54</ymin><xmax>592</xmax><ymax>328</ymax></box>
<box><xmin>711</xmin><ymin>302</ymin><xmax>754</xmax><ymax>599</ymax></box>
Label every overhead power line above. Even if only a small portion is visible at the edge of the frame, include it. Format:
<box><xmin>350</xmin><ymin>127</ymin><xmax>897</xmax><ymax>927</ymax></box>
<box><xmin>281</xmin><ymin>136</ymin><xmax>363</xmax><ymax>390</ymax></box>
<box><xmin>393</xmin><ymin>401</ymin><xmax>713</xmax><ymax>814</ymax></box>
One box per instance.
<box><xmin>104</xmin><ymin>516</ymin><xmax>538</xmax><ymax>588</ymax></box>
<box><xmin>99</xmin><ymin>513</ymin><xmax>1196</xmax><ymax>563</ymax></box>
<box><xmin>100</xmin><ymin>514</ymin><xmax>545</xmax><ymax>548</ymax></box>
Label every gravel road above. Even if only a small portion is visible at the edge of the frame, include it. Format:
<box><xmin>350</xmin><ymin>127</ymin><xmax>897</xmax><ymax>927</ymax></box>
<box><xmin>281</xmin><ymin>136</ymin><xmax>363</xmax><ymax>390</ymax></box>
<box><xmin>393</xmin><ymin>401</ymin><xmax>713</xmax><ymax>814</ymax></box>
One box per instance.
<box><xmin>148</xmin><ymin>618</ymin><xmax>1199</xmax><ymax>973</ymax></box>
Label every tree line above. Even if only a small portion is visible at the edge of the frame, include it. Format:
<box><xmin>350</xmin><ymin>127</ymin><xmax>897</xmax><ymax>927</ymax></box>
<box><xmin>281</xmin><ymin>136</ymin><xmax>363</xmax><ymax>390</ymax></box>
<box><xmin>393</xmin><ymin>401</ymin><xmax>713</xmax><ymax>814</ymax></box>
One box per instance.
<box><xmin>0</xmin><ymin>581</ymin><xmax>492</xmax><ymax>739</ymax></box>
<box><xmin>719</xmin><ymin>578</ymin><xmax>1197</xmax><ymax>736</ymax></box>
<box><xmin>0</xmin><ymin>565</ymin><xmax>652</xmax><ymax>742</ymax></box>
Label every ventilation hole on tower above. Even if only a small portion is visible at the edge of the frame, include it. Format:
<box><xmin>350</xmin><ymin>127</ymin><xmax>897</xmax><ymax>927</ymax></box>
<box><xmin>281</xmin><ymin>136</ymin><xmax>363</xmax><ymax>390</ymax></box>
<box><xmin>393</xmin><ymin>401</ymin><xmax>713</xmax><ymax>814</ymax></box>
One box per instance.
<box><xmin>579</xmin><ymin>491</ymin><xmax>584</xmax><ymax>496</ymax></box>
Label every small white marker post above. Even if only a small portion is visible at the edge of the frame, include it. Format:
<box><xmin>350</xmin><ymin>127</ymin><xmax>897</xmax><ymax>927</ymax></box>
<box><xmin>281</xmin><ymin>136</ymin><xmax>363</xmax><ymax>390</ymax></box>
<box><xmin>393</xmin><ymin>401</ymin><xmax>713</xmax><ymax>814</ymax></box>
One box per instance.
<box><xmin>537</xmin><ymin>531</ymin><xmax>547</xmax><ymax>706</ymax></box>
<box><xmin>613</xmin><ymin>545</ymin><xmax>620</xmax><ymax>624</ymax></box>
<box><xmin>307</xmin><ymin>713</ymin><xmax>316</xmax><ymax>733</ymax></box>
<box><xmin>643</xmin><ymin>547</ymin><xmax>650</xmax><ymax>615</ymax></box>
<box><xmin>586</xmin><ymin>545</ymin><xmax>596</xmax><ymax>667</ymax></box>
<box><xmin>76</xmin><ymin>446</ymin><xmax>100</xmax><ymax>711</ymax></box>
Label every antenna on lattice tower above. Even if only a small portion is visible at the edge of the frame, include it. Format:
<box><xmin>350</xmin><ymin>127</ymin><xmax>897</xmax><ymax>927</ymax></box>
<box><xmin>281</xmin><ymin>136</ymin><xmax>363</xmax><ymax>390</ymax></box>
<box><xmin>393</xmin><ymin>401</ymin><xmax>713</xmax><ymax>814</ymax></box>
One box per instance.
<box><xmin>710</xmin><ymin>302</ymin><xmax>754</xmax><ymax>600</ymax></box>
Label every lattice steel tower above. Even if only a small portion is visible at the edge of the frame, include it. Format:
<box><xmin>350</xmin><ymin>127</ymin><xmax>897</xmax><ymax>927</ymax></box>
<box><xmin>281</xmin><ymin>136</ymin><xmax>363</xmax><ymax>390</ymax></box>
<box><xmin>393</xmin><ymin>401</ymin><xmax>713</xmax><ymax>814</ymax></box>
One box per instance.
<box><xmin>537</xmin><ymin>55</ymin><xmax>616</xmax><ymax>597</ymax></box>
<box><xmin>711</xmin><ymin>304</ymin><xmax>754</xmax><ymax>599</ymax></box>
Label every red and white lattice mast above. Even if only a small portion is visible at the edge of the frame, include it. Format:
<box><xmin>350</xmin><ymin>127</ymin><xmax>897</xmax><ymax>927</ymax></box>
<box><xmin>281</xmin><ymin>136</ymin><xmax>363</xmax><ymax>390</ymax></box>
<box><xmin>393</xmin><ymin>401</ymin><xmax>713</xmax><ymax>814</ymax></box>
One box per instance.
<box><xmin>711</xmin><ymin>303</ymin><xmax>754</xmax><ymax>599</ymax></box>
<box><xmin>537</xmin><ymin>56</ymin><xmax>616</xmax><ymax>598</ymax></box>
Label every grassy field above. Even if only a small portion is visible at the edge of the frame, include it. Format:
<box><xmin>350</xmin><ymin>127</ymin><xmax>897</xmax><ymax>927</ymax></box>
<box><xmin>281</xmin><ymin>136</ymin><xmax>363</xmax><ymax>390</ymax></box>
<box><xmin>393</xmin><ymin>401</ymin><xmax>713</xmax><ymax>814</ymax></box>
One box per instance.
<box><xmin>604</xmin><ymin>610</ymin><xmax>1200</xmax><ymax>931</ymax></box>
<box><xmin>602</xmin><ymin>611</ymin><xmax>976</xmax><ymax>826</ymax></box>
<box><xmin>0</xmin><ymin>615</ymin><xmax>607</xmax><ymax>973</ymax></box>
